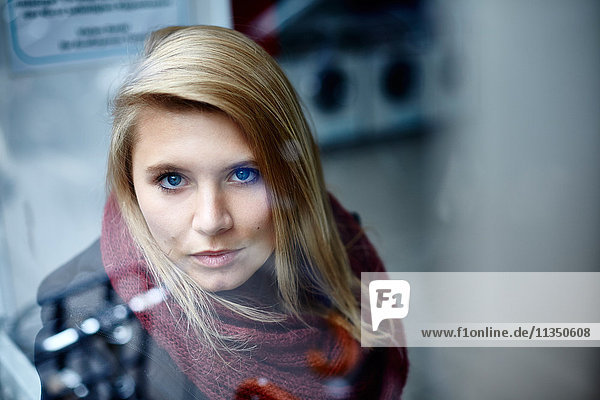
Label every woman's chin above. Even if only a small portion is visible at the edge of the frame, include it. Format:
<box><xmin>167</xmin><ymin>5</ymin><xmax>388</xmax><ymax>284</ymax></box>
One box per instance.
<box><xmin>192</xmin><ymin>275</ymin><xmax>249</xmax><ymax>293</ymax></box>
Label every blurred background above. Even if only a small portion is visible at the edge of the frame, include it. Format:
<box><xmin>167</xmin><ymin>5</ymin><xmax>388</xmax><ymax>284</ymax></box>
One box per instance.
<box><xmin>1</xmin><ymin>0</ymin><xmax>599</xmax><ymax>399</ymax></box>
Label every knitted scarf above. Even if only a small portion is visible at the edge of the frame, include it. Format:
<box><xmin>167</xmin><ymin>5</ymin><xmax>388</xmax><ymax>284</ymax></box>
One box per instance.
<box><xmin>100</xmin><ymin>194</ymin><xmax>408</xmax><ymax>399</ymax></box>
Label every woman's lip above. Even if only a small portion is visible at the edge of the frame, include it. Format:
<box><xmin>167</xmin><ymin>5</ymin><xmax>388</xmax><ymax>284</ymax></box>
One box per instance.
<box><xmin>194</xmin><ymin>249</ymin><xmax>237</xmax><ymax>256</ymax></box>
<box><xmin>192</xmin><ymin>249</ymin><xmax>241</xmax><ymax>268</ymax></box>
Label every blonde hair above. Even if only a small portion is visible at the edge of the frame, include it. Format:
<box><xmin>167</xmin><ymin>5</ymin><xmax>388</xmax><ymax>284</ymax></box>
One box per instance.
<box><xmin>108</xmin><ymin>25</ymin><xmax>361</xmax><ymax>353</ymax></box>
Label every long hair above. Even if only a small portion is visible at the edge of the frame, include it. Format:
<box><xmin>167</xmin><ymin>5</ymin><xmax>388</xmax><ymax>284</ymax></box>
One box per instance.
<box><xmin>108</xmin><ymin>25</ymin><xmax>361</xmax><ymax>353</ymax></box>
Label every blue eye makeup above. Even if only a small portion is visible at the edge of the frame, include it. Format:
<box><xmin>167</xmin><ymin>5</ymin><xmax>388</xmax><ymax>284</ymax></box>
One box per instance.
<box><xmin>230</xmin><ymin>167</ymin><xmax>259</xmax><ymax>184</ymax></box>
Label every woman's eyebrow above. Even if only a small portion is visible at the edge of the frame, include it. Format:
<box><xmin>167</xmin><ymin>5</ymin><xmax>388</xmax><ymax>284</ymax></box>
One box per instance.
<box><xmin>144</xmin><ymin>160</ymin><xmax>257</xmax><ymax>175</ymax></box>
<box><xmin>223</xmin><ymin>159</ymin><xmax>257</xmax><ymax>172</ymax></box>
<box><xmin>145</xmin><ymin>163</ymin><xmax>186</xmax><ymax>175</ymax></box>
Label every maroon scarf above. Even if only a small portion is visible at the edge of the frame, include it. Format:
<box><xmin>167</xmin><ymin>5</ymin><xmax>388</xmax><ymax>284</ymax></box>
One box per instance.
<box><xmin>100</xmin><ymin>194</ymin><xmax>408</xmax><ymax>399</ymax></box>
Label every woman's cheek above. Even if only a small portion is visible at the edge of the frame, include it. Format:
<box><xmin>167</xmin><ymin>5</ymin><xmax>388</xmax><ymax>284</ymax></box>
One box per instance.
<box><xmin>141</xmin><ymin>200</ymin><xmax>185</xmax><ymax>249</ymax></box>
<box><xmin>240</xmin><ymin>192</ymin><xmax>272</xmax><ymax>231</ymax></box>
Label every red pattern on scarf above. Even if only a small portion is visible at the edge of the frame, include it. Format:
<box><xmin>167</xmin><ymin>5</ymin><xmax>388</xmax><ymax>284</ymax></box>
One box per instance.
<box><xmin>100</xmin><ymin>194</ymin><xmax>408</xmax><ymax>399</ymax></box>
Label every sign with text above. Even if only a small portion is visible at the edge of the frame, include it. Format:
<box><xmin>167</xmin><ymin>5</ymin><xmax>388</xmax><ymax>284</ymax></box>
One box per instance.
<box><xmin>361</xmin><ymin>272</ymin><xmax>600</xmax><ymax>347</ymax></box>
<box><xmin>5</xmin><ymin>0</ymin><xmax>189</xmax><ymax>72</ymax></box>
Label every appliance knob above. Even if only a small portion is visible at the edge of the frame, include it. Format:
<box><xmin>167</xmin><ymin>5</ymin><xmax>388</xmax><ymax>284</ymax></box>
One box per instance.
<box><xmin>383</xmin><ymin>60</ymin><xmax>417</xmax><ymax>101</ymax></box>
<box><xmin>314</xmin><ymin>66</ymin><xmax>348</xmax><ymax>113</ymax></box>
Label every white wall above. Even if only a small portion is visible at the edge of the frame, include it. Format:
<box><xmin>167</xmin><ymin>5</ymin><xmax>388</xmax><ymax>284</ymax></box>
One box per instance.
<box><xmin>436</xmin><ymin>0</ymin><xmax>600</xmax><ymax>273</ymax></box>
<box><xmin>426</xmin><ymin>1</ymin><xmax>600</xmax><ymax>399</ymax></box>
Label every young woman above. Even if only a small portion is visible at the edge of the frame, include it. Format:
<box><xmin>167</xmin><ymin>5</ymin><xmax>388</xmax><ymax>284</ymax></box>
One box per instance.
<box><xmin>35</xmin><ymin>25</ymin><xmax>408</xmax><ymax>399</ymax></box>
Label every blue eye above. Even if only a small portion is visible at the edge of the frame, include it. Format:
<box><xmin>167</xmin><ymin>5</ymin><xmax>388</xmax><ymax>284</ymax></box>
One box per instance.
<box><xmin>231</xmin><ymin>168</ymin><xmax>259</xmax><ymax>184</ymax></box>
<box><xmin>159</xmin><ymin>173</ymin><xmax>185</xmax><ymax>190</ymax></box>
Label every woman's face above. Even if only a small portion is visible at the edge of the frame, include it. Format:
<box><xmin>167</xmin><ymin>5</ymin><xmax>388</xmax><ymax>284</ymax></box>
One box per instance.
<box><xmin>131</xmin><ymin>107</ymin><xmax>275</xmax><ymax>292</ymax></box>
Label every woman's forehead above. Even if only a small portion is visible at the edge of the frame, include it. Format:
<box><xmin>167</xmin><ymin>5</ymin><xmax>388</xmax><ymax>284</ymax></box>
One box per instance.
<box><xmin>132</xmin><ymin>107</ymin><xmax>256</xmax><ymax>172</ymax></box>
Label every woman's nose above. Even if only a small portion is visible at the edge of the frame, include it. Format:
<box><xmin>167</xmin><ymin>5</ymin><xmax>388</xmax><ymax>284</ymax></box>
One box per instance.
<box><xmin>191</xmin><ymin>186</ymin><xmax>233</xmax><ymax>236</ymax></box>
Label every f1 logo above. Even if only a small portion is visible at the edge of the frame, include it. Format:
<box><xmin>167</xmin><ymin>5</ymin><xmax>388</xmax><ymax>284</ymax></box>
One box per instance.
<box><xmin>369</xmin><ymin>280</ymin><xmax>411</xmax><ymax>331</ymax></box>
